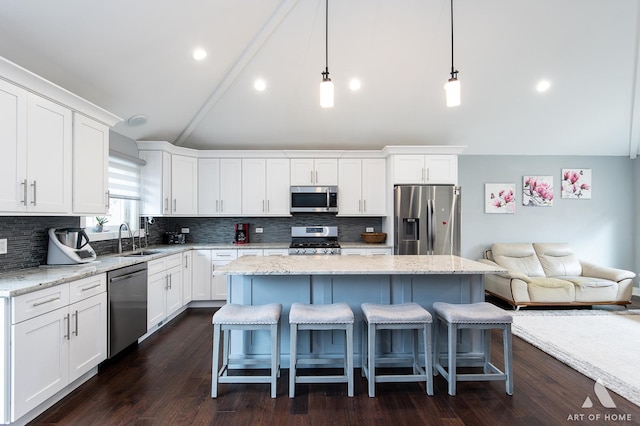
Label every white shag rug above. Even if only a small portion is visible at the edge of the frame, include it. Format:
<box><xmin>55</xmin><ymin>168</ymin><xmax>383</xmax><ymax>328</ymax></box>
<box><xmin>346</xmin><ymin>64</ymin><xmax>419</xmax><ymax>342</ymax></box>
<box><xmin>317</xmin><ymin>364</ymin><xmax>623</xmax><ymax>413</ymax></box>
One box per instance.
<box><xmin>511</xmin><ymin>309</ymin><xmax>640</xmax><ymax>407</ymax></box>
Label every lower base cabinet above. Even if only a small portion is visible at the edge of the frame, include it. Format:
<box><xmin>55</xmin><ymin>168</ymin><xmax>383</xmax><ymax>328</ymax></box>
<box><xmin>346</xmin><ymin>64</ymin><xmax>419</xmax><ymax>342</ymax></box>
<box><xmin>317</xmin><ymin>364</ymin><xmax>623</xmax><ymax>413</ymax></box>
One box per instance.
<box><xmin>9</xmin><ymin>275</ymin><xmax>107</xmax><ymax>422</ymax></box>
<box><xmin>147</xmin><ymin>254</ymin><xmax>183</xmax><ymax>330</ymax></box>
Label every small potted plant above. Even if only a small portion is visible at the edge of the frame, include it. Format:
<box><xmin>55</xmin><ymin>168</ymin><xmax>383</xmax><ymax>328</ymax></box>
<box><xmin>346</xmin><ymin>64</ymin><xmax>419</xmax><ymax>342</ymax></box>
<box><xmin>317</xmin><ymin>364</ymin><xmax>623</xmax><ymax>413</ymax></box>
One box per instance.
<box><xmin>95</xmin><ymin>216</ymin><xmax>109</xmax><ymax>232</ymax></box>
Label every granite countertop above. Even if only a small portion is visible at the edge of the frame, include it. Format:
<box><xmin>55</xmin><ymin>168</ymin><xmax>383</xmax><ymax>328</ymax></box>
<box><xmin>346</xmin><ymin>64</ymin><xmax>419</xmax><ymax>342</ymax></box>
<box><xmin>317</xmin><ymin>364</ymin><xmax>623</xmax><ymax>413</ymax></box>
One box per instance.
<box><xmin>0</xmin><ymin>241</ymin><xmax>393</xmax><ymax>297</ymax></box>
<box><xmin>215</xmin><ymin>254</ymin><xmax>507</xmax><ymax>276</ymax></box>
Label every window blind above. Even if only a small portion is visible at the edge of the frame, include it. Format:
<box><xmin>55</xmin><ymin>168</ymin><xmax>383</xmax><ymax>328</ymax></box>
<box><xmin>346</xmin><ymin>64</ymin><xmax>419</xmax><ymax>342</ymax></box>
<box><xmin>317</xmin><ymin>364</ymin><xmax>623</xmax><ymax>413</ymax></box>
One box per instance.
<box><xmin>108</xmin><ymin>155</ymin><xmax>141</xmax><ymax>200</ymax></box>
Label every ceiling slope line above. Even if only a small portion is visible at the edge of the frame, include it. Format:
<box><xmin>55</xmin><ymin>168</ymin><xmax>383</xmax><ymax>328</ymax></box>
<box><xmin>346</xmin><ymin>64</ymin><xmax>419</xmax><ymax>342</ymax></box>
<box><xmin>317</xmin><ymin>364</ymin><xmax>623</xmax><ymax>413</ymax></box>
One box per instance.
<box><xmin>174</xmin><ymin>0</ymin><xmax>301</xmax><ymax>147</ymax></box>
<box><xmin>629</xmin><ymin>2</ymin><xmax>640</xmax><ymax>159</ymax></box>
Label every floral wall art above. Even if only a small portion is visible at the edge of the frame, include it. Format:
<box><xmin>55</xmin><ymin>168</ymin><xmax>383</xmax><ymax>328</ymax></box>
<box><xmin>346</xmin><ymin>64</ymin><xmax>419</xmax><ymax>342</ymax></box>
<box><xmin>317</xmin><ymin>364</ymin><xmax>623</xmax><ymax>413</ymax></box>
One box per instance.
<box><xmin>561</xmin><ymin>169</ymin><xmax>591</xmax><ymax>199</ymax></box>
<box><xmin>485</xmin><ymin>184</ymin><xmax>515</xmax><ymax>214</ymax></box>
<box><xmin>522</xmin><ymin>175</ymin><xmax>554</xmax><ymax>206</ymax></box>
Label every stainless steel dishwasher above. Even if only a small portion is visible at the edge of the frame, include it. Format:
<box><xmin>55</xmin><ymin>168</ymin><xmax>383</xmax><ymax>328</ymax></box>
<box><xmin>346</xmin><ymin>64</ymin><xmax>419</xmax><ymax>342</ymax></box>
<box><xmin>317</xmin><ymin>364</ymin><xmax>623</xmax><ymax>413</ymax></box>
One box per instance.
<box><xmin>107</xmin><ymin>262</ymin><xmax>148</xmax><ymax>358</ymax></box>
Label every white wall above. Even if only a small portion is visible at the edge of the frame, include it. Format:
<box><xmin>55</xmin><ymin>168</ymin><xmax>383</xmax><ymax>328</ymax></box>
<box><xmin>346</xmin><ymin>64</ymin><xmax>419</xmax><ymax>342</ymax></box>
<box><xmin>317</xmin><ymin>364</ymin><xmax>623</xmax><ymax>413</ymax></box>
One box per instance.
<box><xmin>458</xmin><ymin>156</ymin><xmax>635</xmax><ymax>273</ymax></box>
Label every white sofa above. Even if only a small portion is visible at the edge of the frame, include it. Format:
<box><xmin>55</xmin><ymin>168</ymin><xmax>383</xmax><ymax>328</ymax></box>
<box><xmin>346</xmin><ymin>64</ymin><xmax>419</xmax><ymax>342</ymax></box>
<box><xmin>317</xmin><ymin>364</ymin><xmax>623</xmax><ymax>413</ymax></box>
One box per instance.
<box><xmin>478</xmin><ymin>243</ymin><xmax>636</xmax><ymax>309</ymax></box>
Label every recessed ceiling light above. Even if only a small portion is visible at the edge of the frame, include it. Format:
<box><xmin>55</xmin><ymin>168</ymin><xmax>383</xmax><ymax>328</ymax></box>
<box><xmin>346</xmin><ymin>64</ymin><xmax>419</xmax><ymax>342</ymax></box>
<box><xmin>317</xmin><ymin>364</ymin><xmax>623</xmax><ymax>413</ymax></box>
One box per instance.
<box><xmin>349</xmin><ymin>78</ymin><xmax>361</xmax><ymax>91</ymax></box>
<box><xmin>536</xmin><ymin>80</ymin><xmax>551</xmax><ymax>92</ymax></box>
<box><xmin>126</xmin><ymin>114</ymin><xmax>148</xmax><ymax>127</ymax></box>
<box><xmin>192</xmin><ymin>48</ymin><xmax>207</xmax><ymax>61</ymax></box>
<box><xmin>254</xmin><ymin>78</ymin><xmax>266</xmax><ymax>91</ymax></box>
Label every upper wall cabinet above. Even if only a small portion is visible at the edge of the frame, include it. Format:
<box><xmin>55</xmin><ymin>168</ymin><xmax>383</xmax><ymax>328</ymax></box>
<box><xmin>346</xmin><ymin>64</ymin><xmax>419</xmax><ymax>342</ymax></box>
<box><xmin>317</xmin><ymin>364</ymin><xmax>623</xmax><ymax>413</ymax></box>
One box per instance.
<box><xmin>242</xmin><ymin>158</ymin><xmax>290</xmax><ymax>216</ymax></box>
<box><xmin>73</xmin><ymin>114</ymin><xmax>109</xmax><ymax>214</ymax></box>
<box><xmin>392</xmin><ymin>154</ymin><xmax>458</xmax><ymax>185</ymax></box>
<box><xmin>338</xmin><ymin>158</ymin><xmax>386</xmax><ymax>216</ymax></box>
<box><xmin>139</xmin><ymin>150</ymin><xmax>198</xmax><ymax>216</ymax></box>
<box><xmin>198</xmin><ymin>158</ymin><xmax>242</xmax><ymax>216</ymax></box>
<box><xmin>0</xmin><ymin>80</ymin><xmax>72</xmax><ymax>214</ymax></box>
<box><xmin>290</xmin><ymin>158</ymin><xmax>338</xmax><ymax>186</ymax></box>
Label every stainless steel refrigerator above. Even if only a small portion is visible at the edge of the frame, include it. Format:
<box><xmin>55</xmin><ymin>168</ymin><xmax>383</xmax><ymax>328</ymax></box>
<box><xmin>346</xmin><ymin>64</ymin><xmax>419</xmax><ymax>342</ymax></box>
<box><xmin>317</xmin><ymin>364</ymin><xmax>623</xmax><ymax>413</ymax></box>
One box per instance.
<box><xmin>394</xmin><ymin>185</ymin><xmax>461</xmax><ymax>255</ymax></box>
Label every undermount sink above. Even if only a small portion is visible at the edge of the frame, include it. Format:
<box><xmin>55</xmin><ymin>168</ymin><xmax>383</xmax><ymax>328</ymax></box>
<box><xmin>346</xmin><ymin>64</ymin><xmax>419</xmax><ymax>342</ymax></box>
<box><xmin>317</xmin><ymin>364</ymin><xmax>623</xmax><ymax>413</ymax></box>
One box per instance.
<box><xmin>122</xmin><ymin>250</ymin><xmax>161</xmax><ymax>257</ymax></box>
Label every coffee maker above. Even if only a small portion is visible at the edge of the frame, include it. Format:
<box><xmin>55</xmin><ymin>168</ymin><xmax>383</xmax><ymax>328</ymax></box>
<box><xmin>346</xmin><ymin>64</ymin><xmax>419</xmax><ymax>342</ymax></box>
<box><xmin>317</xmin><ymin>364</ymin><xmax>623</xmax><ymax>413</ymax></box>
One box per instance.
<box><xmin>47</xmin><ymin>228</ymin><xmax>97</xmax><ymax>264</ymax></box>
<box><xmin>234</xmin><ymin>223</ymin><xmax>249</xmax><ymax>244</ymax></box>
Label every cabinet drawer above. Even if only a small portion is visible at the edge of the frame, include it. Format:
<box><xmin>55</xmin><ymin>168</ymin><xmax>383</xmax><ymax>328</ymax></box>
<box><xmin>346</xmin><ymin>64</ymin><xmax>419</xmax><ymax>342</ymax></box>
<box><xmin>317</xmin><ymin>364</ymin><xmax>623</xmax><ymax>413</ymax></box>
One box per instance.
<box><xmin>147</xmin><ymin>257</ymin><xmax>167</xmax><ymax>276</ymax></box>
<box><xmin>12</xmin><ymin>284</ymin><xmax>70</xmax><ymax>324</ymax></box>
<box><xmin>164</xmin><ymin>253</ymin><xmax>182</xmax><ymax>269</ymax></box>
<box><xmin>238</xmin><ymin>249</ymin><xmax>262</xmax><ymax>257</ymax></box>
<box><xmin>211</xmin><ymin>250</ymin><xmax>238</xmax><ymax>261</ymax></box>
<box><xmin>69</xmin><ymin>274</ymin><xmax>106</xmax><ymax>304</ymax></box>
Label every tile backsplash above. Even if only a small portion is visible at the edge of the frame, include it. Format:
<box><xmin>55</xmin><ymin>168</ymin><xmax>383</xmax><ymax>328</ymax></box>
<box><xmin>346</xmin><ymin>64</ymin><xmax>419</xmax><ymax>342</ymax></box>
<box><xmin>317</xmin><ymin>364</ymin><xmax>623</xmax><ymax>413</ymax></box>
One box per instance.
<box><xmin>0</xmin><ymin>215</ymin><xmax>384</xmax><ymax>272</ymax></box>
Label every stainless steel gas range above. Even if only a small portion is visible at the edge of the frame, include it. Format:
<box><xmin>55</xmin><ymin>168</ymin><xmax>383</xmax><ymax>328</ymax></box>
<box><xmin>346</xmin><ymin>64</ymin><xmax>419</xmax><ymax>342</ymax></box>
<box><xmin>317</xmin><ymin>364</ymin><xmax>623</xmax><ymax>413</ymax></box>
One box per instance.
<box><xmin>288</xmin><ymin>226</ymin><xmax>341</xmax><ymax>255</ymax></box>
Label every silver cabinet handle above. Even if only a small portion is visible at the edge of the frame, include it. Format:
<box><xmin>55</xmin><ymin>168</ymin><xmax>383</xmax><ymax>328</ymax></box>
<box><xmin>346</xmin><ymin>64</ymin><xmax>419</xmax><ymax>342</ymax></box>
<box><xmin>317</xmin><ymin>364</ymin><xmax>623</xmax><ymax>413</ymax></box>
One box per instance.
<box><xmin>421</xmin><ymin>168</ymin><xmax>425</xmax><ymax>182</ymax></box>
<box><xmin>80</xmin><ymin>283</ymin><xmax>102</xmax><ymax>292</ymax></box>
<box><xmin>363</xmin><ymin>200</ymin><xmax>366</xmax><ymax>212</ymax></box>
<box><xmin>315</xmin><ymin>170</ymin><xmax>318</xmax><ymax>183</ymax></box>
<box><xmin>184</xmin><ymin>256</ymin><xmax>188</xmax><ymax>268</ymax></box>
<box><xmin>262</xmin><ymin>200</ymin><xmax>265</xmax><ymax>212</ymax></box>
<box><xmin>173</xmin><ymin>199</ymin><xmax>177</xmax><ymax>212</ymax></box>
<box><xmin>106</xmin><ymin>190</ymin><xmax>110</xmax><ymax>209</ymax></box>
<box><xmin>358</xmin><ymin>200</ymin><xmax>362</xmax><ymax>212</ymax></box>
<box><xmin>21</xmin><ymin>179</ymin><xmax>27</xmax><ymax>206</ymax></box>
<box><xmin>310</xmin><ymin>170</ymin><xmax>313</xmax><ymax>183</ymax></box>
<box><xmin>164</xmin><ymin>198</ymin><xmax>169</xmax><ymax>213</ymax></box>
<box><xmin>73</xmin><ymin>310</ymin><xmax>78</xmax><ymax>336</ymax></box>
<box><xmin>32</xmin><ymin>296</ymin><xmax>60</xmax><ymax>307</ymax></box>
<box><xmin>220</xmin><ymin>200</ymin><xmax>224</xmax><ymax>212</ymax></box>
<box><xmin>30</xmin><ymin>181</ymin><xmax>37</xmax><ymax>206</ymax></box>
<box><xmin>426</xmin><ymin>168</ymin><xmax>430</xmax><ymax>181</ymax></box>
<box><xmin>215</xmin><ymin>200</ymin><xmax>219</xmax><ymax>212</ymax></box>
<box><xmin>64</xmin><ymin>313</ymin><xmax>70</xmax><ymax>340</ymax></box>
<box><xmin>267</xmin><ymin>200</ymin><xmax>270</xmax><ymax>212</ymax></box>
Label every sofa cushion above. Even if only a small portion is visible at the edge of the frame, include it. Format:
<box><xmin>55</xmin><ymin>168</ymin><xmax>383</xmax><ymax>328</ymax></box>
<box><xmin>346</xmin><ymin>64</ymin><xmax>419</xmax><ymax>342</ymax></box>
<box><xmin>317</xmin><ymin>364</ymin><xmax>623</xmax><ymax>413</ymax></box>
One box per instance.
<box><xmin>527</xmin><ymin>277</ymin><xmax>575</xmax><ymax>302</ymax></box>
<box><xmin>533</xmin><ymin>243</ymin><xmax>582</xmax><ymax>277</ymax></box>
<box><xmin>491</xmin><ymin>243</ymin><xmax>545</xmax><ymax>277</ymax></box>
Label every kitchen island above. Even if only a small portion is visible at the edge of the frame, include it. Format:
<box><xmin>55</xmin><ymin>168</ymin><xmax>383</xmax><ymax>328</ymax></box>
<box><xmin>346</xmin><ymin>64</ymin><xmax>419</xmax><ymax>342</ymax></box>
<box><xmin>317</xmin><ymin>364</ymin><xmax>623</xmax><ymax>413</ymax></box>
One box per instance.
<box><xmin>216</xmin><ymin>255</ymin><xmax>507</xmax><ymax>365</ymax></box>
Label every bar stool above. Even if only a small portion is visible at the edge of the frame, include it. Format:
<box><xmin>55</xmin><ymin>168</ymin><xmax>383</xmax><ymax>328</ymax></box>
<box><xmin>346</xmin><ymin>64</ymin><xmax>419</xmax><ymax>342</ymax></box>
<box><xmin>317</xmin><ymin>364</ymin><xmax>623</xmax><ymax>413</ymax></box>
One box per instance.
<box><xmin>212</xmin><ymin>303</ymin><xmax>282</xmax><ymax>398</ymax></box>
<box><xmin>432</xmin><ymin>301</ymin><xmax>513</xmax><ymax>396</ymax></box>
<box><xmin>361</xmin><ymin>302</ymin><xmax>434</xmax><ymax>397</ymax></box>
<box><xmin>289</xmin><ymin>302</ymin><xmax>354</xmax><ymax>397</ymax></box>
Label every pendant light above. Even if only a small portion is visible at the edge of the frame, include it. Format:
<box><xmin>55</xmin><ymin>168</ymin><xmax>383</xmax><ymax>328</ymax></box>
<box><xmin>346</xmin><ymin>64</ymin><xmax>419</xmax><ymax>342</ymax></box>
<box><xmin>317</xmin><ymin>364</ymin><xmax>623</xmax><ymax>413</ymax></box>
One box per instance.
<box><xmin>444</xmin><ymin>0</ymin><xmax>460</xmax><ymax>107</ymax></box>
<box><xmin>320</xmin><ymin>0</ymin><xmax>334</xmax><ymax>108</ymax></box>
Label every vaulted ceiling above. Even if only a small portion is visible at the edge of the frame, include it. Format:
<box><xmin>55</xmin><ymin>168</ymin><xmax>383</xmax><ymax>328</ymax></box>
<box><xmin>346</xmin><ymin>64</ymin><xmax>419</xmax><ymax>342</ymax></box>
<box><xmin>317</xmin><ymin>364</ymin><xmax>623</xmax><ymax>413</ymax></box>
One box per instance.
<box><xmin>0</xmin><ymin>0</ymin><xmax>638</xmax><ymax>156</ymax></box>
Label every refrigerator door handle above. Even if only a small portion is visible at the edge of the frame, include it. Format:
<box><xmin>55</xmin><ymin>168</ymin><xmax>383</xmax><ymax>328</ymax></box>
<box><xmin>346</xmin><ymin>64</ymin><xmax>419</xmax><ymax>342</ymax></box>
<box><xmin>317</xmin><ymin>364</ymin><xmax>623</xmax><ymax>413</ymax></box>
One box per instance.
<box><xmin>429</xmin><ymin>199</ymin><xmax>435</xmax><ymax>255</ymax></box>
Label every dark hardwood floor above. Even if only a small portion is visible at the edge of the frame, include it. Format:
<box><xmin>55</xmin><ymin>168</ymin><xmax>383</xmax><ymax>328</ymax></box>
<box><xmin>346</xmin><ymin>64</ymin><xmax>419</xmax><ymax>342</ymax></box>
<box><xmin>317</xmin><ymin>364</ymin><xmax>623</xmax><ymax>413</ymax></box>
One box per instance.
<box><xmin>31</xmin><ymin>297</ymin><xmax>640</xmax><ymax>425</ymax></box>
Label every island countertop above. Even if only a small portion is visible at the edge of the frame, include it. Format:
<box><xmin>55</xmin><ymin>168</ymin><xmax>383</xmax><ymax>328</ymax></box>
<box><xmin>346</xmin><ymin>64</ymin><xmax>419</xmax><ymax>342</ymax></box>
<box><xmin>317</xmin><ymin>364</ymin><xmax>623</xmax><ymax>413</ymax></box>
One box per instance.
<box><xmin>215</xmin><ymin>254</ymin><xmax>507</xmax><ymax>276</ymax></box>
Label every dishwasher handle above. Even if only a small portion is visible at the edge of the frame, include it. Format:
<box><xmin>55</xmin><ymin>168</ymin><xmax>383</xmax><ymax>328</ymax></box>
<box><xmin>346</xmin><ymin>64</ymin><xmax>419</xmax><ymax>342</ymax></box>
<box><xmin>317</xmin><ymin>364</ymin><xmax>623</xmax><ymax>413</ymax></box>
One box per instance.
<box><xmin>109</xmin><ymin>269</ymin><xmax>147</xmax><ymax>283</ymax></box>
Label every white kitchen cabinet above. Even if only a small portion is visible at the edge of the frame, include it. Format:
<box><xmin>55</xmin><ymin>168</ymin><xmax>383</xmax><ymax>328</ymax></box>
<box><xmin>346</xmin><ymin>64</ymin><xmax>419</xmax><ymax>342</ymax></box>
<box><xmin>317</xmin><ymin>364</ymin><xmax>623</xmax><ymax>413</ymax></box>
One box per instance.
<box><xmin>338</xmin><ymin>158</ymin><xmax>386</xmax><ymax>216</ymax></box>
<box><xmin>0</xmin><ymin>79</ymin><xmax>27</xmax><ymax>211</ymax></box>
<box><xmin>263</xmin><ymin>248</ymin><xmax>289</xmax><ymax>256</ymax></box>
<box><xmin>0</xmin><ymin>81</ymin><xmax>72</xmax><ymax>214</ymax></box>
<box><xmin>290</xmin><ymin>158</ymin><xmax>338</xmax><ymax>185</ymax></box>
<box><xmin>212</xmin><ymin>249</ymin><xmax>238</xmax><ymax>301</ymax></box>
<box><xmin>139</xmin><ymin>150</ymin><xmax>171</xmax><ymax>216</ymax></box>
<box><xmin>242</xmin><ymin>158</ymin><xmax>290</xmax><ymax>216</ymax></box>
<box><xmin>191</xmin><ymin>249</ymin><xmax>212</xmax><ymax>300</ymax></box>
<box><xmin>171</xmin><ymin>155</ymin><xmax>198</xmax><ymax>215</ymax></box>
<box><xmin>10</xmin><ymin>274</ymin><xmax>106</xmax><ymax>422</ymax></box>
<box><xmin>392</xmin><ymin>154</ymin><xmax>458</xmax><ymax>184</ymax></box>
<box><xmin>341</xmin><ymin>247</ymin><xmax>393</xmax><ymax>256</ymax></box>
<box><xmin>198</xmin><ymin>158</ymin><xmax>242</xmax><ymax>215</ymax></box>
<box><xmin>139</xmin><ymin>150</ymin><xmax>198</xmax><ymax>216</ymax></box>
<box><xmin>182</xmin><ymin>251</ymin><xmax>193</xmax><ymax>305</ymax></box>
<box><xmin>147</xmin><ymin>254</ymin><xmax>183</xmax><ymax>330</ymax></box>
<box><xmin>72</xmin><ymin>113</ymin><xmax>109</xmax><ymax>214</ymax></box>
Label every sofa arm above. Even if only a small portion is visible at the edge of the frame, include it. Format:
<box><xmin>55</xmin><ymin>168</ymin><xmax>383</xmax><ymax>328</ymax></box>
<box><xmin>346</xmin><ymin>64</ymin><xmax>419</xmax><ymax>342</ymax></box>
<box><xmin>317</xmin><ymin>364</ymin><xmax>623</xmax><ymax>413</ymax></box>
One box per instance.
<box><xmin>477</xmin><ymin>259</ymin><xmax>532</xmax><ymax>282</ymax></box>
<box><xmin>580</xmin><ymin>260</ymin><xmax>636</xmax><ymax>282</ymax></box>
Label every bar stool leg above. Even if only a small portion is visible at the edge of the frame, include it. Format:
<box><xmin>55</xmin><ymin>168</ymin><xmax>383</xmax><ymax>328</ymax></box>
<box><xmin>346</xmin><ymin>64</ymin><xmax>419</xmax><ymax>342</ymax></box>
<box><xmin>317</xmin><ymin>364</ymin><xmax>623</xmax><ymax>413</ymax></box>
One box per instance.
<box><xmin>212</xmin><ymin>323</ymin><xmax>221</xmax><ymax>398</ymax></box>
<box><xmin>483</xmin><ymin>329</ymin><xmax>491</xmax><ymax>373</ymax></box>
<box><xmin>269</xmin><ymin>323</ymin><xmax>278</xmax><ymax>398</ymax></box>
<box><xmin>289</xmin><ymin>323</ymin><xmax>298</xmax><ymax>398</ymax></box>
<box><xmin>504</xmin><ymin>324</ymin><xmax>514</xmax><ymax>395</ymax></box>
<box><xmin>347</xmin><ymin>323</ymin><xmax>354</xmax><ymax>397</ymax></box>
<box><xmin>367</xmin><ymin>322</ymin><xmax>376</xmax><ymax>397</ymax></box>
<box><xmin>447</xmin><ymin>322</ymin><xmax>457</xmax><ymax>396</ymax></box>
<box><xmin>424</xmin><ymin>323</ymin><xmax>433</xmax><ymax>396</ymax></box>
<box><xmin>361</xmin><ymin>318</ymin><xmax>367</xmax><ymax>378</ymax></box>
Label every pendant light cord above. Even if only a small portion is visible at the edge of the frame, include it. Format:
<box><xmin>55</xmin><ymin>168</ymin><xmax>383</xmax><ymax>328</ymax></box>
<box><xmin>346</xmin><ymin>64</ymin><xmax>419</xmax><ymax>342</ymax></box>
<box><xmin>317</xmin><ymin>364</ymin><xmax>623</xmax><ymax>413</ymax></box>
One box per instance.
<box><xmin>324</xmin><ymin>0</ymin><xmax>329</xmax><ymax>77</ymax></box>
<box><xmin>449</xmin><ymin>0</ymin><xmax>457</xmax><ymax>79</ymax></box>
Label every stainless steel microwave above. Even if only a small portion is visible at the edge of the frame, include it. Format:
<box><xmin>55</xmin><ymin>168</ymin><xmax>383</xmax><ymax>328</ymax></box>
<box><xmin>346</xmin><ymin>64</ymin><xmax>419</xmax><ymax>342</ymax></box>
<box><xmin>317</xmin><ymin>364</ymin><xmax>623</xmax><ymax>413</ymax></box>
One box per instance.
<box><xmin>290</xmin><ymin>186</ymin><xmax>338</xmax><ymax>213</ymax></box>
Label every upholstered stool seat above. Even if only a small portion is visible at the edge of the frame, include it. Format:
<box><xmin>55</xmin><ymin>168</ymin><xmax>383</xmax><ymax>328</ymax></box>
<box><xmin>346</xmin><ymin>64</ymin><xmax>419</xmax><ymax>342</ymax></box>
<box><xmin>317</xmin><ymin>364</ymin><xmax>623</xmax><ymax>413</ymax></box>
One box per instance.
<box><xmin>361</xmin><ymin>303</ymin><xmax>434</xmax><ymax>397</ymax></box>
<box><xmin>212</xmin><ymin>303</ymin><xmax>282</xmax><ymax>398</ymax></box>
<box><xmin>289</xmin><ymin>302</ymin><xmax>354</xmax><ymax>397</ymax></box>
<box><xmin>433</xmin><ymin>301</ymin><xmax>513</xmax><ymax>396</ymax></box>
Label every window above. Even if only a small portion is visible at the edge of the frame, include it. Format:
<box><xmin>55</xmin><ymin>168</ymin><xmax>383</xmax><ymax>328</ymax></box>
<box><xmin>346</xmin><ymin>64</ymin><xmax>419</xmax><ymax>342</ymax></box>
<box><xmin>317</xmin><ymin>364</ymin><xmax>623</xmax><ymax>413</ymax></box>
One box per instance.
<box><xmin>84</xmin><ymin>154</ymin><xmax>141</xmax><ymax>240</ymax></box>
